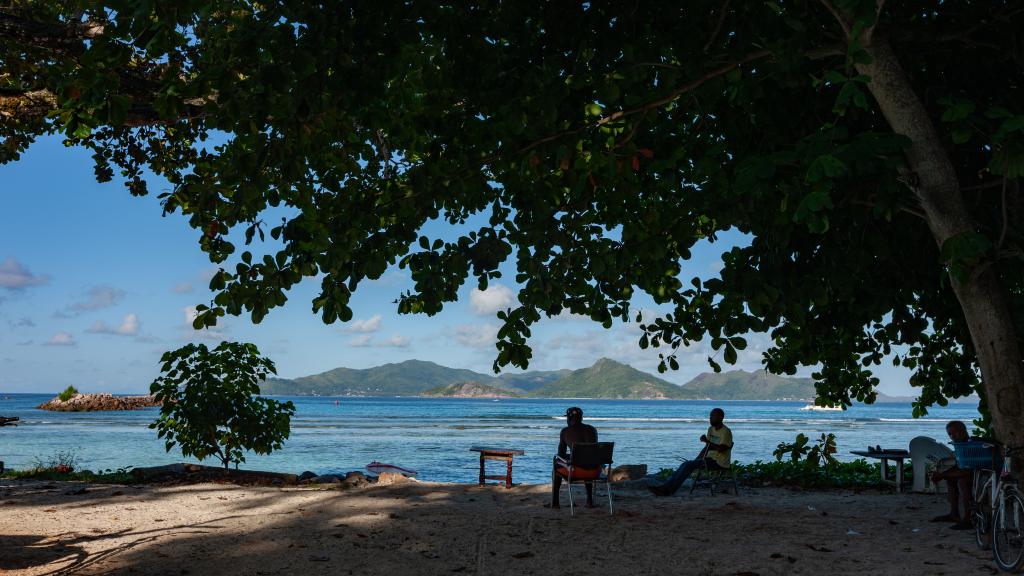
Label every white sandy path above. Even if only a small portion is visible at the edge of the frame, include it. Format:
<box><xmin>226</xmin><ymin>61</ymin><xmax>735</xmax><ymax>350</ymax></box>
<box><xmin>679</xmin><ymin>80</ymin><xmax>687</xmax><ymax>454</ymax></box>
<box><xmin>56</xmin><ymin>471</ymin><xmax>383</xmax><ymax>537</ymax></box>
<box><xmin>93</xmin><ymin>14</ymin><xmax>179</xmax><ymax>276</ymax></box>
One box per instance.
<box><xmin>0</xmin><ymin>480</ymin><xmax>998</xmax><ymax>576</ymax></box>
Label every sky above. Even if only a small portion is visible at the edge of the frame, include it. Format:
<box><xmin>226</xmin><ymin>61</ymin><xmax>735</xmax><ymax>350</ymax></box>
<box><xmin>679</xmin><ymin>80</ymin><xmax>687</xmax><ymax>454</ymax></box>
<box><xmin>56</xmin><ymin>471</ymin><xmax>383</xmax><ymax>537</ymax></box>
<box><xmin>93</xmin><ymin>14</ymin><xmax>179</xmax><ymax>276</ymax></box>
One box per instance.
<box><xmin>0</xmin><ymin>135</ymin><xmax>919</xmax><ymax>395</ymax></box>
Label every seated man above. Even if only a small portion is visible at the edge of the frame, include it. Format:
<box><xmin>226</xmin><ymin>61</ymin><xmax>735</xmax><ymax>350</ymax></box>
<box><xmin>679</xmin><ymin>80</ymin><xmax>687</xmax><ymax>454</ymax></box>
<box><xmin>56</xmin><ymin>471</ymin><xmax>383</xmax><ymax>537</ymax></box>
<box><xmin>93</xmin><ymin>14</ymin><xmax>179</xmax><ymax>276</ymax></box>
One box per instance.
<box><xmin>550</xmin><ymin>406</ymin><xmax>598</xmax><ymax>508</ymax></box>
<box><xmin>930</xmin><ymin>420</ymin><xmax>975</xmax><ymax>530</ymax></box>
<box><xmin>649</xmin><ymin>407</ymin><xmax>732</xmax><ymax>496</ymax></box>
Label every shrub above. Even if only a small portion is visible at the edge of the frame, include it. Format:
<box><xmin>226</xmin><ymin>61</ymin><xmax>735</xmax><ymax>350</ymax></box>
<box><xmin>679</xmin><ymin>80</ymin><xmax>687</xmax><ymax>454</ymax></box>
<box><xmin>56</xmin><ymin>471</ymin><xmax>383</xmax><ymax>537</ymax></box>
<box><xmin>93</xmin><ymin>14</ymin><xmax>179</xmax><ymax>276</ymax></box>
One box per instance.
<box><xmin>150</xmin><ymin>342</ymin><xmax>295</xmax><ymax>470</ymax></box>
<box><xmin>736</xmin><ymin>459</ymin><xmax>892</xmax><ymax>489</ymax></box>
<box><xmin>58</xmin><ymin>385</ymin><xmax>79</xmax><ymax>402</ymax></box>
<box><xmin>3</xmin><ymin>465</ymin><xmax>136</xmax><ymax>484</ymax></box>
<box><xmin>773</xmin><ymin>432</ymin><xmax>838</xmax><ymax>467</ymax></box>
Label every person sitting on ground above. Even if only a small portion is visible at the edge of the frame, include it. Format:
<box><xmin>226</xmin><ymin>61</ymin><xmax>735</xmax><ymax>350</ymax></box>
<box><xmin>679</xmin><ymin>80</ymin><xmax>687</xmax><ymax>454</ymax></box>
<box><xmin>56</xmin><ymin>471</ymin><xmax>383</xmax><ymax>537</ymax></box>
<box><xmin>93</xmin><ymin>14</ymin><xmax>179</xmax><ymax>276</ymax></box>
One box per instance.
<box><xmin>550</xmin><ymin>406</ymin><xmax>599</xmax><ymax>509</ymax></box>
<box><xmin>649</xmin><ymin>407</ymin><xmax>733</xmax><ymax>496</ymax></box>
<box><xmin>930</xmin><ymin>420</ymin><xmax>975</xmax><ymax>530</ymax></box>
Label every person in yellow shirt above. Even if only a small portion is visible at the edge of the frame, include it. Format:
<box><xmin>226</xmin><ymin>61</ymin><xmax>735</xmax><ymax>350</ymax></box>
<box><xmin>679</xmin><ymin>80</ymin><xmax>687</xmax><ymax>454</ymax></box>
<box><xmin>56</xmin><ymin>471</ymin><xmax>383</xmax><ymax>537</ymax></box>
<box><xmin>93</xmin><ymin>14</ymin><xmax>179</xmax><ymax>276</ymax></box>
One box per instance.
<box><xmin>649</xmin><ymin>407</ymin><xmax>733</xmax><ymax>496</ymax></box>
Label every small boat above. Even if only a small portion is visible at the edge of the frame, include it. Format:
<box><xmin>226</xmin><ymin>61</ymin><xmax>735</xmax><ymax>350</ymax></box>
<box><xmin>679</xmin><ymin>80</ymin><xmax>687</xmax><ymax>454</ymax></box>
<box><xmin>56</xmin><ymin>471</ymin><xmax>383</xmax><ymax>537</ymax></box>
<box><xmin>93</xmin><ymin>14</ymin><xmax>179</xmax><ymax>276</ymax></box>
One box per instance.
<box><xmin>366</xmin><ymin>461</ymin><xmax>418</xmax><ymax>476</ymax></box>
<box><xmin>800</xmin><ymin>403</ymin><xmax>843</xmax><ymax>411</ymax></box>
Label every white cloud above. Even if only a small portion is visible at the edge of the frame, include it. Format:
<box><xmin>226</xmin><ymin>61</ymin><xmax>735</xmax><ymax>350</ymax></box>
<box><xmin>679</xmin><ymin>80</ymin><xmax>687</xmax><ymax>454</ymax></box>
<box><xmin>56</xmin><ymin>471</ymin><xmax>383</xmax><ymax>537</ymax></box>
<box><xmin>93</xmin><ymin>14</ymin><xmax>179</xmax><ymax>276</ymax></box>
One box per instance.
<box><xmin>0</xmin><ymin>257</ymin><xmax>49</xmax><ymax>290</ymax></box>
<box><xmin>381</xmin><ymin>334</ymin><xmax>410</xmax><ymax>348</ymax></box>
<box><xmin>10</xmin><ymin>317</ymin><xmax>34</xmax><ymax>328</ymax></box>
<box><xmin>347</xmin><ymin>333</ymin><xmax>410</xmax><ymax>348</ymax></box>
<box><xmin>348</xmin><ymin>334</ymin><xmax>373</xmax><ymax>347</ymax></box>
<box><xmin>65</xmin><ymin>286</ymin><xmax>125</xmax><ymax>314</ymax></box>
<box><xmin>347</xmin><ymin>314</ymin><xmax>382</xmax><ymax>333</ymax></box>
<box><xmin>451</xmin><ymin>323</ymin><xmax>499</xmax><ymax>348</ymax></box>
<box><xmin>183</xmin><ymin>306</ymin><xmax>227</xmax><ymax>341</ymax></box>
<box><xmin>87</xmin><ymin>313</ymin><xmax>140</xmax><ymax>336</ymax></box>
<box><xmin>172</xmin><ymin>282</ymin><xmax>194</xmax><ymax>294</ymax></box>
<box><xmin>44</xmin><ymin>331</ymin><xmax>76</xmax><ymax>346</ymax></box>
<box><xmin>469</xmin><ymin>284</ymin><xmax>515</xmax><ymax>315</ymax></box>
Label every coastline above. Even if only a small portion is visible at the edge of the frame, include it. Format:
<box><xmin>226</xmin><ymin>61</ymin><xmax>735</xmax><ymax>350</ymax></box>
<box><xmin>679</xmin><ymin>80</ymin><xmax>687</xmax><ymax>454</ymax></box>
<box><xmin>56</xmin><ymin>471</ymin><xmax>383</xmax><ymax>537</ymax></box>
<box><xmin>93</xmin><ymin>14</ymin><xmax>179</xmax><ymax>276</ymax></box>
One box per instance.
<box><xmin>0</xmin><ymin>479</ymin><xmax>994</xmax><ymax>575</ymax></box>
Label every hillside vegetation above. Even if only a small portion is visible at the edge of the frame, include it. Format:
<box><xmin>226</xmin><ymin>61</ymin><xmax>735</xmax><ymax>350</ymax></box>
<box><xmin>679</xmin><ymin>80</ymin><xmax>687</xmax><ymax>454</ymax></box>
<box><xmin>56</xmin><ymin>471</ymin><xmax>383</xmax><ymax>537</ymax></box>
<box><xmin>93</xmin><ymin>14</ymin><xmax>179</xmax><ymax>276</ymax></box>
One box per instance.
<box><xmin>261</xmin><ymin>359</ymin><xmax>828</xmax><ymax>400</ymax></box>
<box><xmin>681</xmin><ymin>370</ymin><xmax>816</xmax><ymax>401</ymax></box>
<box><xmin>420</xmin><ymin>382</ymin><xmax>521</xmax><ymax>398</ymax></box>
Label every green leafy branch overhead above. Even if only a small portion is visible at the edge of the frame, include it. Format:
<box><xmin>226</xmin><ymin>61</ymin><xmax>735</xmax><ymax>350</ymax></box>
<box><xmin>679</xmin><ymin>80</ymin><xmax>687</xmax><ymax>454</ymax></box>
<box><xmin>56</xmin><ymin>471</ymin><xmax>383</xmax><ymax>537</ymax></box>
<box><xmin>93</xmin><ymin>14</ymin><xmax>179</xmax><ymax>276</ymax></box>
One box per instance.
<box><xmin>3</xmin><ymin>1</ymin><xmax>1024</xmax><ymax>427</ymax></box>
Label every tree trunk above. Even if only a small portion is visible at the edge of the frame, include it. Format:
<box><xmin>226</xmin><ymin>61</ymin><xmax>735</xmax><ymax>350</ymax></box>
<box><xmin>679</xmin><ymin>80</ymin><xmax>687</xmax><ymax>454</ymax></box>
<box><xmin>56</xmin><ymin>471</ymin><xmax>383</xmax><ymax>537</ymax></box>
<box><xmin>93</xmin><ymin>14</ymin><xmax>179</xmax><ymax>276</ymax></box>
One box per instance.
<box><xmin>856</xmin><ymin>38</ymin><xmax>1024</xmax><ymax>455</ymax></box>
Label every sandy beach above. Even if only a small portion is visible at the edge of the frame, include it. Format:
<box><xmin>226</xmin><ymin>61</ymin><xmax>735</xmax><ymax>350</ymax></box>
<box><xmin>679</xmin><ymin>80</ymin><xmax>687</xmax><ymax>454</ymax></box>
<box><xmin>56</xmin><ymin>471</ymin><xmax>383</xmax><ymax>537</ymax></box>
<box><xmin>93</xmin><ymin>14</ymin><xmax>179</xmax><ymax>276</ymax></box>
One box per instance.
<box><xmin>0</xmin><ymin>478</ymin><xmax>997</xmax><ymax>576</ymax></box>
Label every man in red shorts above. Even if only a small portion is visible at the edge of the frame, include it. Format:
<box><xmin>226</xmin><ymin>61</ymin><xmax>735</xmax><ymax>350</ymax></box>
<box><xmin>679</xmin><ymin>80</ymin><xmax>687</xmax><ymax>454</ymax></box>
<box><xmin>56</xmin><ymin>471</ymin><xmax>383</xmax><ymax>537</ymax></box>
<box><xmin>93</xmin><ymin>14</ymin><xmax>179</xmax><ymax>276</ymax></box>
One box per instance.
<box><xmin>550</xmin><ymin>406</ymin><xmax>598</xmax><ymax>508</ymax></box>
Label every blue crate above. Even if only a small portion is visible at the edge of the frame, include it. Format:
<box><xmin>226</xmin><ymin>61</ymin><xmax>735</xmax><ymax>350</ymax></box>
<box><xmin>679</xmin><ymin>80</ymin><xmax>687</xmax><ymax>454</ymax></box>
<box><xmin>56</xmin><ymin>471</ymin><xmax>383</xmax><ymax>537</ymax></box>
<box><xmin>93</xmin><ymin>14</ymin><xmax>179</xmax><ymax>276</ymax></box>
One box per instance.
<box><xmin>952</xmin><ymin>440</ymin><xmax>997</xmax><ymax>470</ymax></box>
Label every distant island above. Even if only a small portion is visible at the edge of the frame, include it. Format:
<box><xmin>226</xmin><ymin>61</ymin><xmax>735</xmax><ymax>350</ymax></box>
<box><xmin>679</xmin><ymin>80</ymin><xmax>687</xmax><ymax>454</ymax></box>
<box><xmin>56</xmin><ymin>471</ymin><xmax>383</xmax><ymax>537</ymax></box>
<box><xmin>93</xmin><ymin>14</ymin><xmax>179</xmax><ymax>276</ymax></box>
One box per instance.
<box><xmin>259</xmin><ymin>358</ymin><xmax>979</xmax><ymax>402</ymax></box>
<box><xmin>38</xmin><ymin>393</ymin><xmax>160</xmax><ymax>412</ymax></box>
<box><xmin>261</xmin><ymin>358</ymin><xmax>820</xmax><ymax>400</ymax></box>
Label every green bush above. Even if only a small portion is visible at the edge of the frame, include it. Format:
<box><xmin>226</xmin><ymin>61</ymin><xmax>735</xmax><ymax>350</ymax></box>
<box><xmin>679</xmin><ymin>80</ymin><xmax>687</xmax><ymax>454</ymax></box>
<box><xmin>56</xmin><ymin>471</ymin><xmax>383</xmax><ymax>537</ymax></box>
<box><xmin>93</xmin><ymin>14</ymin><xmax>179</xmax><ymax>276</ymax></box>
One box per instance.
<box><xmin>773</xmin><ymin>432</ymin><xmax>838</xmax><ymax>466</ymax></box>
<box><xmin>58</xmin><ymin>385</ymin><xmax>79</xmax><ymax>402</ymax></box>
<box><xmin>736</xmin><ymin>458</ymin><xmax>893</xmax><ymax>489</ymax></box>
<box><xmin>150</xmin><ymin>342</ymin><xmax>295</xmax><ymax>470</ymax></box>
<box><xmin>656</xmin><ymin>431</ymin><xmax>901</xmax><ymax>490</ymax></box>
<box><xmin>656</xmin><ymin>459</ymin><xmax>893</xmax><ymax>490</ymax></box>
<box><xmin>2</xmin><ymin>466</ymin><xmax>136</xmax><ymax>484</ymax></box>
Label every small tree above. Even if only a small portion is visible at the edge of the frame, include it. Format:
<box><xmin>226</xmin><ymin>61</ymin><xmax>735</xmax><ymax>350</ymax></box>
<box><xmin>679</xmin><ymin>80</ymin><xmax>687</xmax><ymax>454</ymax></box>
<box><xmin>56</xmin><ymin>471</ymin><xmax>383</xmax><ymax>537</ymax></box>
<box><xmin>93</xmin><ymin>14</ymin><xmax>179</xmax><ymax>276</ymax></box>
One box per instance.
<box><xmin>58</xmin><ymin>386</ymin><xmax>79</xmax><ymax>402</ymax></box>
<box><xmin>150</xmin><ymin>342</ymin><xmax>295</xmax><ymax>470</ymax></box>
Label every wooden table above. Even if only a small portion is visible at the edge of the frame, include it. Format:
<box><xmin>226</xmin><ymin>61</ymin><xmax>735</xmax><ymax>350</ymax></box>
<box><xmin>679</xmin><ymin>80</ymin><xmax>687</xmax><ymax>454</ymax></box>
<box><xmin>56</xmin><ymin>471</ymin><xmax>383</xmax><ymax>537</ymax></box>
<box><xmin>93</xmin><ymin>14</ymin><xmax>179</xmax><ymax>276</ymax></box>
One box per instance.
<box><xmin>470</xmin><ymin>447</ymin><xmax>525</xmax><ymax>488</ymax></box>
<box><xmin>851</xmin><ymin>449</ymin><xmax>910</xmax><ymax>493</ymax></box>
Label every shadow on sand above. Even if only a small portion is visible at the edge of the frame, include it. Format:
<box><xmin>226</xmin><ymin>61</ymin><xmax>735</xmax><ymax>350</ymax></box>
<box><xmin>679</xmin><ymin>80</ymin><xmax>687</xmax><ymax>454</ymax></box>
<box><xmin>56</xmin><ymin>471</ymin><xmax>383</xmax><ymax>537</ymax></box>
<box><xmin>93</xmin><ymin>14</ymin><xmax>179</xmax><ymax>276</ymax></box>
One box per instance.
<box><xmin>0</xmin><ymin>479</ymin><xmax>999</xmax><ymax>576</ymax></box>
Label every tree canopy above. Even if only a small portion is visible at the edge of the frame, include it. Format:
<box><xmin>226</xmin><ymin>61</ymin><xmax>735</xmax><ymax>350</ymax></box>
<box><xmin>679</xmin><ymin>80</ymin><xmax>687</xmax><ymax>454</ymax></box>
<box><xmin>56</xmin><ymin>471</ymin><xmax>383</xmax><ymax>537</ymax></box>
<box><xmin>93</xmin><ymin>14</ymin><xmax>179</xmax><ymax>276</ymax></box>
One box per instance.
<box><xmin>3</xmin><ymin>1</ymin><xmax>1023</xmax><ymax>443</ymax></box>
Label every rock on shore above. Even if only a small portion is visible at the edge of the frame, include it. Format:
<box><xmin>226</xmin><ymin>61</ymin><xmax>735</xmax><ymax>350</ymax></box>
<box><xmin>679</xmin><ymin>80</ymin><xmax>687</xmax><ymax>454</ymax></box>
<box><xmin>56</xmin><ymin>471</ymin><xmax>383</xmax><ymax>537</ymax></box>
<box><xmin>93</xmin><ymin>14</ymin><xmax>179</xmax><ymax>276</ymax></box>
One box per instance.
<box><xmin>37</xmin><ymin>393</ymin><xmax>160</xmax><ymax>412</ymax></box>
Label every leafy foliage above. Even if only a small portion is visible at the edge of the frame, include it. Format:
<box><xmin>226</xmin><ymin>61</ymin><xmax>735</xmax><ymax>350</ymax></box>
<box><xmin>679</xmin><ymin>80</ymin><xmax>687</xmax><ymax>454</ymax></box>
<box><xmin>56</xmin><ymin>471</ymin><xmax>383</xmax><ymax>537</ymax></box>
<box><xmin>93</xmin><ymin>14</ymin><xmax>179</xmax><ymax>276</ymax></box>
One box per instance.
<box><xmin>655</xmin><ymin>458</ymin><xmax>890</xmax><ymax>490</ymax></box>
<box><xmin>150</xmin><ymin>342</ymin><xmax>295</xmax><ymax>469</ymax></box>
<box><xmin>58</xmin><ymin>385</ymin><xmax>79</xmax><ymax>402</ymax></box>
<box><xmin>774</xmin><ymin>433</ymin><xmax>839</xmax><ymax>468</ymax></box>
<box><xmin>3</xmin><ymin>465</ymin><xmax>136</xmax><ymax>484</ymax></box>
<box><xmin>2</xmin><ymin>2</ymin><xmax>1022</xmax><ymax>420</ymax></box>
<box><xmin>736</xmin><ymin>459</ymin><xmax>892</xmax><ymax>490</ymax></box>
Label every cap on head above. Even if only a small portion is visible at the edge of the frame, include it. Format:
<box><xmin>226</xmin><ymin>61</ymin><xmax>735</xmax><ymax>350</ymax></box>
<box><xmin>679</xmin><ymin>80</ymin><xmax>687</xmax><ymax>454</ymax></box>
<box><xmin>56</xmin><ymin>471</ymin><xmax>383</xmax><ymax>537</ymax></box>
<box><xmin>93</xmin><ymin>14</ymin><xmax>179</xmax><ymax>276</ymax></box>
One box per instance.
<box><xmin>566</xmin><ymin>406</ymin><xmax>583</xmax><ymax>424</ymax></box>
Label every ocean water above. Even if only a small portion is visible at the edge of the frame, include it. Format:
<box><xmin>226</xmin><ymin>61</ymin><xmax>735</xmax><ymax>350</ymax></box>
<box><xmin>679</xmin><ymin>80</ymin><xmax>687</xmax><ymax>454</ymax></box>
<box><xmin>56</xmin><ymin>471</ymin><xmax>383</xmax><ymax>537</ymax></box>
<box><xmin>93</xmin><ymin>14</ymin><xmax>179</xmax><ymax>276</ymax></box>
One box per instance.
<box><xmin>0</xmin><ymin>394</ymin><xmax>979</xmax><ymax>483</ymax></box>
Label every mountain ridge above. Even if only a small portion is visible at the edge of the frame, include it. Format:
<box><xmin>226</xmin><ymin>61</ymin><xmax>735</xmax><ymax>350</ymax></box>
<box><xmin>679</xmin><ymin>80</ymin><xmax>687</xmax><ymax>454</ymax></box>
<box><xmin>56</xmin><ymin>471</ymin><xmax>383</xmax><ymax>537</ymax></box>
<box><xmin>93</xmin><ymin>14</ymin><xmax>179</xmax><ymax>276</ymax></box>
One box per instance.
<box><xmin>260</xmin><ymin>359</ymin><xmax>977</xmax><ymax>403</ymax></box>
<box><xmin>261</xmin><ymin>359</ymin><xmax>822</xmax><ymax>400</ymax></box>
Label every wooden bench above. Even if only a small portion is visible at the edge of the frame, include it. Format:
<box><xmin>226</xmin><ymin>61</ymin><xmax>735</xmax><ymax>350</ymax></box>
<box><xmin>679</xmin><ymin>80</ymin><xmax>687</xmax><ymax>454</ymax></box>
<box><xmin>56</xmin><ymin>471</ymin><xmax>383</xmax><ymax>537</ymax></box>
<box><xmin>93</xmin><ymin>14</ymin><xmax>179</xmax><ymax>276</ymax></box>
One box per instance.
<box><xmin>470</xmin><ymin>446</ymin><xmax>525</xmax><ymax>488</ymax></box>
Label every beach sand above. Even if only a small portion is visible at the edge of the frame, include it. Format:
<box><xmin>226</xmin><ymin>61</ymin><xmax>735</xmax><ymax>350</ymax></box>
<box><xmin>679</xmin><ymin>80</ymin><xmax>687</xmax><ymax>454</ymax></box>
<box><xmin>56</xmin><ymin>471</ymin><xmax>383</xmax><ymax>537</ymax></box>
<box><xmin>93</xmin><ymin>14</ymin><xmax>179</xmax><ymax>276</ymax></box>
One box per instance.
<box><xmin>0</xmin><ymin>479</ymin><xmax>996</xmax><ymax>575</ymax></box>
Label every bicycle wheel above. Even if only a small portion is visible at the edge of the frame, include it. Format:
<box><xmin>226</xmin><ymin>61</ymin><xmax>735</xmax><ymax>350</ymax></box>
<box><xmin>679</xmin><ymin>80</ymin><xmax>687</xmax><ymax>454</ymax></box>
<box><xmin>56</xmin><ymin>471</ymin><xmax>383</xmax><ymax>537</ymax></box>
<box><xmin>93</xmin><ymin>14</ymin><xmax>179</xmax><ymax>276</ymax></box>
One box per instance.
<box><xmin>993</xmin><ymin>489</ymin><xmax>1024</xmax><ymax>573</ymax></box>
<box><xmin>976</xmin><ymin>472</ymin><xmax>994</xmax><ymax>550</ymax></box>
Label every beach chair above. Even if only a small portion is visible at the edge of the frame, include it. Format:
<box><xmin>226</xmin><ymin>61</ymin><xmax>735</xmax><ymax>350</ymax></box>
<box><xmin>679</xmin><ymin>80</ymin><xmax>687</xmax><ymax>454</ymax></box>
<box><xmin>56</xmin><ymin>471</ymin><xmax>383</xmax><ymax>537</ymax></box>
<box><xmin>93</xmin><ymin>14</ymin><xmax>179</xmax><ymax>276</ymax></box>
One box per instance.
<box><xmin>556</xmin><ymin>442</ymin><xmax>615</xmax><ymax>516</ymax></box>
<box><xmin>689</xmin><ymin>459</ymin><xmax>740</xmax><ymax>497</ymax></box>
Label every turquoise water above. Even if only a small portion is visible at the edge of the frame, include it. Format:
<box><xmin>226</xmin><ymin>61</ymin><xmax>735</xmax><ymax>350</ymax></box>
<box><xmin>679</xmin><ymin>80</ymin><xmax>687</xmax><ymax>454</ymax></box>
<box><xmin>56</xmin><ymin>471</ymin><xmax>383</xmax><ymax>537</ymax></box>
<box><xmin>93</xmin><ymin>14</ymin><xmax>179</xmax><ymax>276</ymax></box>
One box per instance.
<box><xmin>0</xmin><ymin>394</ymin><xmax>979</xmax><ymax>483</ymax></box>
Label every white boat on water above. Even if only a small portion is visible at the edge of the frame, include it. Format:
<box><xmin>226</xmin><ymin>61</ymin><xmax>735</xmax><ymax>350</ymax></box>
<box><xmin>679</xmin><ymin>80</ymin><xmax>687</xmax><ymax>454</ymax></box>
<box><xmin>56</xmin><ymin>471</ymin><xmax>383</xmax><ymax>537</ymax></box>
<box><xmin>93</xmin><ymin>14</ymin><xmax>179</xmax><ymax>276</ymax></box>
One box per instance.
<box><xmin>800</xmin><ymin>403</ymin><xmax>843</xmax><ymax>411</ymax></box>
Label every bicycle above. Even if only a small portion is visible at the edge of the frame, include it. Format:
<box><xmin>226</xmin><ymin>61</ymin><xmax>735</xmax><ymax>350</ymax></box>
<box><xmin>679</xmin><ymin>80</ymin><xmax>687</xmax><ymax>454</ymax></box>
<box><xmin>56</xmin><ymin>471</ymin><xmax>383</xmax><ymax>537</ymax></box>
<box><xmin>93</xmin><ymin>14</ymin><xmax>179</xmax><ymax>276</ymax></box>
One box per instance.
<box><xmin>968</xmin><ymin>443</ymin><xmax>1024</xmax><ymax>573</ymax></box>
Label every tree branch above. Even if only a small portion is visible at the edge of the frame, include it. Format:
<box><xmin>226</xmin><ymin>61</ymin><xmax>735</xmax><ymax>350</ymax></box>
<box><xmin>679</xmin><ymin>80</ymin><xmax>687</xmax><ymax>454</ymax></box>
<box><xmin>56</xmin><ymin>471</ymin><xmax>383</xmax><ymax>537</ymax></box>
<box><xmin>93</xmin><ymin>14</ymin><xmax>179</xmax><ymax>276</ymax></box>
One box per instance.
<box><xmin>0</xmin><ymin>86</ymin><xmax>207</xmax><ymax>127</ymax></box>
<box><xmin>703</xmin><ymin>0</ymin><xmax>731</xmax><ymax>53</ymax></box>
<box><xmin>508</xmin><ymin>50</ymin><xmax>772</xmax><ymax>159</ymax></box>
<box><xmin>0</xmin><ymin>10</ymin><xmax>96</xmax><ymax>55</ymax></box>
<box><xmin>998</xmin><ymin>177</ymin><xmax>1009</xmax><ymax>249</ymax></box>
<box><xmin>0</xmin><ymin>89</ymin><xmax>57</xmax><ymax>120</ymax></box>
<box><xmin>495</xmin><ymin>46</ymin><xmax>843</xmax><ymax>163</ymax></box>
<box><xmin>817</xmin><ymin>0</ymin><xmax>851</xmax><ymax>38</ymax></box>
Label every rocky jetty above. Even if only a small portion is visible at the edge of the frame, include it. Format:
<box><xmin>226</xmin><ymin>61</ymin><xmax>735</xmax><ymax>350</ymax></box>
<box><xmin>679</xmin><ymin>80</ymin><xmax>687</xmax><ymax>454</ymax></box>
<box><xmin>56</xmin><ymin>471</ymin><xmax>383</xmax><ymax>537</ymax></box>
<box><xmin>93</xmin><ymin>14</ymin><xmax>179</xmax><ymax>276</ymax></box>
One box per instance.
<box><xmin>37</xmin><ymin>393</ymin><xmax>160</xmax><ymax>412</ymax></box>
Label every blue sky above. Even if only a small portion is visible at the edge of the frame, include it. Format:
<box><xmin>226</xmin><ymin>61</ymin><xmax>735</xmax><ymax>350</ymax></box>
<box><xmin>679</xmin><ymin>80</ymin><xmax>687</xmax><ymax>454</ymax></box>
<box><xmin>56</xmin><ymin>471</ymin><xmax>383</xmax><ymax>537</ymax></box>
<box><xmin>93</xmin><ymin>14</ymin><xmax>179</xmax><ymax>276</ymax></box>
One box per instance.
<box><xmin>0</xmin><ymin>135</ymin><xmax>918</xmax><ymax>394</ymax></box>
